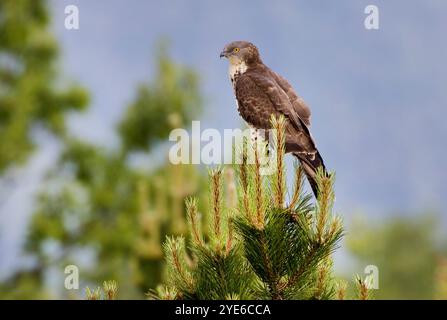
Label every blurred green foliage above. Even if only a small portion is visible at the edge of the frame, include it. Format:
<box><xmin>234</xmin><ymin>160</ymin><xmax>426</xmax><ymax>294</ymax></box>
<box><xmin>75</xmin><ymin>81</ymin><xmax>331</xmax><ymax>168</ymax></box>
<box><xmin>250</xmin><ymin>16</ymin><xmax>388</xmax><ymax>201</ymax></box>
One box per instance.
<box><xmin>346</xmin><ymin>215</ymin><xmax>447</xmax><ymax>299</ymax></box>
<box><xmin>118</xmin><ymin>43</ymin><xmax>201</xmax><ymax>153</ymax></box>
<box><xmin>0</xmin><ymin>0</ymin><xmax>208</xmax><ymax>299</ymax></box>
<box><xmin>0</xmin><ymin>0</ymin><xmax>89</xmax><ymax>173</ymax></box>
<box><xmin>15</xmin><ymin>58</ymin><xmax>206</xmax><ymax>299</ymax></box>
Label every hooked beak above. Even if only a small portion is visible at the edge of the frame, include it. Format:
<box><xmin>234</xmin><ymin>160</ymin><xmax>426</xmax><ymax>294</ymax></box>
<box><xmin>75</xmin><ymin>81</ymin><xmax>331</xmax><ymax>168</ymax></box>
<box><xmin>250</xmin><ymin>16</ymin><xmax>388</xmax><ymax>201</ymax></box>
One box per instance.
<box><xmin>220</xmin><ymin>50</ymin><xmax>228</xmax><ymax>58</ymax></box>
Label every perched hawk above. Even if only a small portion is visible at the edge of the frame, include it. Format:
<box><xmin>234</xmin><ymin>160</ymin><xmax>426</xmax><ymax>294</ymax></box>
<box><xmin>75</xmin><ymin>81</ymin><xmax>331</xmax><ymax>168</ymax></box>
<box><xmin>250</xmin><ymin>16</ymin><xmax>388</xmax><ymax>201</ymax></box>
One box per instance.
<box><xmin>220</xmin><ymin>41</ymin><xmax>327</xmax><ymax>197</ymax></box>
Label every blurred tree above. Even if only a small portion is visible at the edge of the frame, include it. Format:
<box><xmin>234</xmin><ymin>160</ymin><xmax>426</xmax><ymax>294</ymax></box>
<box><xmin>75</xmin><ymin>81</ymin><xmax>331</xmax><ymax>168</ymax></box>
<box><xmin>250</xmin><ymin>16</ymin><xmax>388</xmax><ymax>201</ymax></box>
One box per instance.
<box><xmin>434</xmin><ymin>257</ymin><xmax>447</xmax><ymax>299</ymax></box>
<box><xmin>0</xmin><ymin>0</ymin><xmax>208</xmax><ymax>300</ymax></box>
<box><xmin>16</xmin><ymin>48</ymin><xmax>206</xmax><ymax>299</ymax></box>
<box><xmin>0</xmin><ymin>0</ymin><xmax>88</xmax><ymax>173</ymax></box>
<box><xmin>118</xmin><ymin>43</ymin><xmax>201</xmax><ymax>153</ymax></box>
<box><xmin>346</xmin><ymin>215</ymin><xmax>446</xmax><ymax>299</ymax></box>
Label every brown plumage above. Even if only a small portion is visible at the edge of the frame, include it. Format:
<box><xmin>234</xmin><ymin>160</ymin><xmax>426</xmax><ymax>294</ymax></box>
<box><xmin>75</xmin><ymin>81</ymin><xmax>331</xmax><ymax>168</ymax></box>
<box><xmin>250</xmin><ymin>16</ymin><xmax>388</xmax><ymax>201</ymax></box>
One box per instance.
<box><xmin>220</xmin><ymin>41</ymin><xmax>326</xmax><ymax>197</ymax></box>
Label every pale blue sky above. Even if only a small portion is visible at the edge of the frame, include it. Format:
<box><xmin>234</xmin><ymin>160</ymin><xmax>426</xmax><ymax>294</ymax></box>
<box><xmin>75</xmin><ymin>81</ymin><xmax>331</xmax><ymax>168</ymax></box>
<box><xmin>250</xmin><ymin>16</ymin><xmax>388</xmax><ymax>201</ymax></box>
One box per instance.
<box><xmin>1</xmin><ymin>0</ymin><xmax>447</xmax><ymax>278</ymax></box>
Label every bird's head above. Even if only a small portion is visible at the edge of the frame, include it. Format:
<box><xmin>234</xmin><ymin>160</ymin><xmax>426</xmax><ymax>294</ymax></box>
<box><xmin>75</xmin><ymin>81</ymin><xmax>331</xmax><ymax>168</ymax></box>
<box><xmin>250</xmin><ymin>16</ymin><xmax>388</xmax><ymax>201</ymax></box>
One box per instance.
<box><xmin>220</xmin><ymin>41</ymin><xmax>261</xmax><ymax>66</ymax></box>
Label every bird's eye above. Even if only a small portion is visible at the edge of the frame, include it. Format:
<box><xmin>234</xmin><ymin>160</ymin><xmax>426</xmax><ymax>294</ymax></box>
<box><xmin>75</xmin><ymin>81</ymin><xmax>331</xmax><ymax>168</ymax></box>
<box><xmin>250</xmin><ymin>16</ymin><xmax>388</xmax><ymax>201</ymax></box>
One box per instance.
<box><xmin>233</xmin><ymin>47</ymin><xmax>240</xmax><ymax>53</ymax></box>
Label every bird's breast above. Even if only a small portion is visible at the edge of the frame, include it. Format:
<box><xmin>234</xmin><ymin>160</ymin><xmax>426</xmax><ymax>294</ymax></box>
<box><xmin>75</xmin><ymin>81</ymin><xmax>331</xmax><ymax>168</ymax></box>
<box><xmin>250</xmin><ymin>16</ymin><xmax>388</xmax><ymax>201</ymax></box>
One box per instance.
<box><xmin>228</xmin><ymin>61</ymin><xmax>248</xmax><ymax>84</ymax></box>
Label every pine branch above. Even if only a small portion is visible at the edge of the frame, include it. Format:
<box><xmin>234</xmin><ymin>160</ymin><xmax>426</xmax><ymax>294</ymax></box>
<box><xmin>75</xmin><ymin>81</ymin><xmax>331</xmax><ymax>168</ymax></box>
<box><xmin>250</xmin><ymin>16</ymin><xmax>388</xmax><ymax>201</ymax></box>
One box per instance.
<box><xmin>186</xmin><ymin>197</ymin><xmax>204</xmax><ymax>247</ymax></box>
<box><xmin>289</xmin><ymin>162</ymin><xmax>304</xmax><ymax>209</ymax></box>
<box><xmin>158</xmin><ymin>115</ymin><xmax>348</xmax><ymax>300</ymax></box>
<box><xmin>258</xmin><ymin>229</ymin><xmax>281</xmax><ymax>299</ymax></box>
<box><xmin>355</xmin><ymin>276</ymin><xmax>370</xmax><ymax>300</ymax></box>
<box><xmin>279</xmin><ymin>244</ymin><xmax>317</xmax><ymax>293</ymax></box>
<box><xmin>103</xmin><ymin>280</ymin><xmax>118</xmax><ymax>300</ymax></box>
<box><xmin>225</xmin><ymin>212</ymin><xmax>235</xmax><ymax>255</ymax></box>
<box><xmin>270</xmin><ymin>115</ymin><xmax>286</xmax><ymax>208</ymax></box>
<box><xmin>85</xmin><ymin>280</ymin><xmax>118</xmax><ymax>300</ymax></box>
<box><xmin>236</xmin><ymin>137</ymin><xmax>253</xmax><ymax>222</ymax></box>
<box><xmin>335</xmin><ymin>280</ymin><xmax>347</xmax><ymax>300</ymax></box>
<box><xmin>209</xmin><ymin>168</ymin><xmax>224</xmax><ymax>247</ymax></box>
<box><xmin>253</xmin><ymin>140</ymin><xmax>265</xmax><ymax>228</ymax></box>
<box><xmin>85</xmin><ymin>287</ymin><xmax>101</xmax><ymax>300</ymax></box>
<box><xmin>164</xmin><ymin>237</ymin><xmax>195</xmax><ymax>295</ymax></box>
<box><xmin>149</xmin><ymin>285</ymin><xmax>178</xmax><ymax>300</ymax></box>
<box><xmin>315</xmin><ymin>169</ymin><xmax>336</xmax><ymax>244</ymax></box>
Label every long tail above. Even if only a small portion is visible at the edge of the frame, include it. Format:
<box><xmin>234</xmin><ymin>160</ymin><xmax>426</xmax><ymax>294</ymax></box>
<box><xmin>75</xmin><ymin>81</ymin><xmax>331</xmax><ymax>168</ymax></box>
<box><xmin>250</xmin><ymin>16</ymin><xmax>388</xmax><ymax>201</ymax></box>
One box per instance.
<box><xmin>292</xmin><ymin>150</ymin><xmax>327</xmax><ymax>198</ymax></box>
